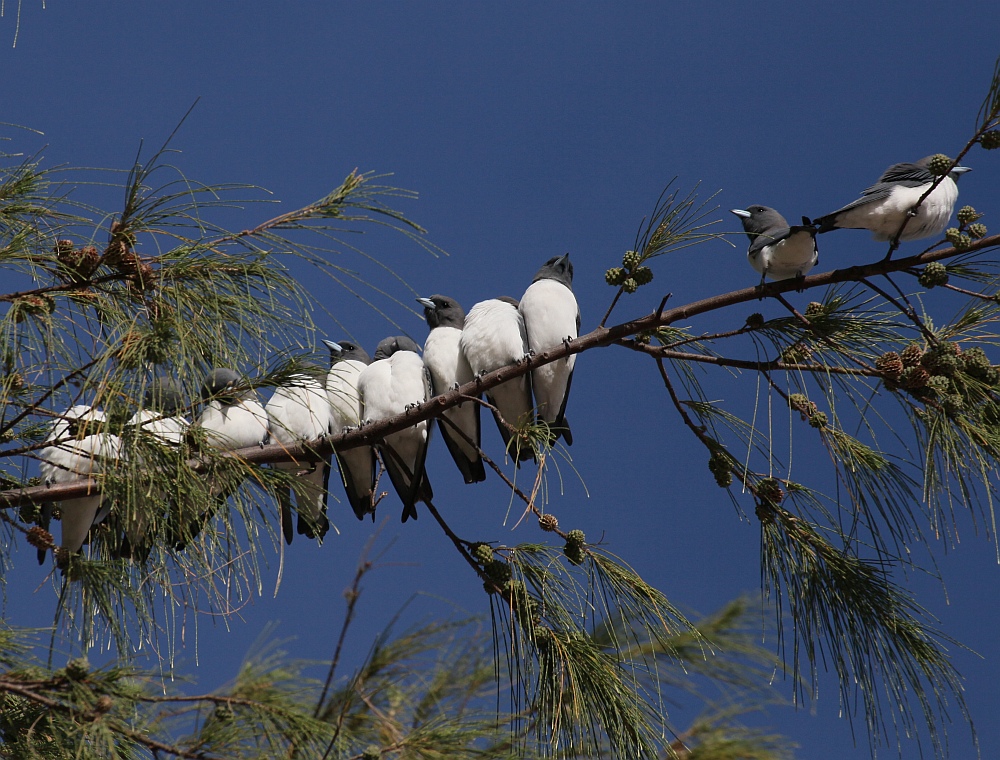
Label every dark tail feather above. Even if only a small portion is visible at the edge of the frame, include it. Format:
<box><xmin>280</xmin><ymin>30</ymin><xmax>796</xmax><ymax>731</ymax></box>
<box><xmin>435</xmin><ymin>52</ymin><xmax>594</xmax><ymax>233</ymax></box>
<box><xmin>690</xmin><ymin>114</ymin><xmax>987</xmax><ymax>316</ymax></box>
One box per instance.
<box><xmin>558</xmin><ymin>416</ymin><xmax>573</xmax><ymax>446</ymax></box>
<box><xmin>279</xmin><ymin>487</ymin><xmax>294</xmax><ymax>545</ymax></box>
<box><xmin>37</xmin><ymin>502</ymin><xmax>53</xmax><ymax>565</ymax></box>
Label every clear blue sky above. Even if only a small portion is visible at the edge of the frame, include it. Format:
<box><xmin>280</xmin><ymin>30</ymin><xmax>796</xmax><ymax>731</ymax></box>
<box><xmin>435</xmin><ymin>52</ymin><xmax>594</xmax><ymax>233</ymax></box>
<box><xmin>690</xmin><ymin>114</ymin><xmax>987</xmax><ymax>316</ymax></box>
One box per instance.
<box><xmin>3</xmin><ymin>3</ymin><xmax>999</xmax><ymax>758</ymax></box>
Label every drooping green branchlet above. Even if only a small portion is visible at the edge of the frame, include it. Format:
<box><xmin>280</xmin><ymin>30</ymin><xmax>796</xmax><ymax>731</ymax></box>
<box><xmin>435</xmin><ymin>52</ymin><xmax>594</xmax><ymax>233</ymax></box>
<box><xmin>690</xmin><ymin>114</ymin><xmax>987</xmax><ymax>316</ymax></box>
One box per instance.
<box><xmin>918</xmin><ymin>262</ymin><xmax>949</xmax><ymax>288</ymax></box>
<box><xmin>926</xmin><ymin>154</ymin><xmax>953</xmax><ymax>176</ymax></box>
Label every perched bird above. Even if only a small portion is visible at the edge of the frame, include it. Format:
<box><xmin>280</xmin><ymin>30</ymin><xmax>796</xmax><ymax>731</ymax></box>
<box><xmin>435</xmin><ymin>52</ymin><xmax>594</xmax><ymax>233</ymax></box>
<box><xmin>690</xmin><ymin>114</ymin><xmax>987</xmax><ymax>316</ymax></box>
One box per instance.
<box><xmin>265</xmin><ymin>370</ymin><xmax>333</xmax><ymax>544</ymax></box>
<box><xmin>38</xmin><ymin>404</ymin><xmax>121</xmax><ymax>563</ymax></box>
<box><xmin>460</xmin><ymin>297</ymin><xmax>535</xmax><ymax>462</ymax></box>
<box><xmin>812</xmin><ymin>156</ymin><xmax>971</xmax><ymax>243</ymax></box>
<box><xmin>324</xmin><ymin>339</ymin><xmax>376</xmax><ymax>521</ymax></box>
<box><xmin>357</xmin><ymin>336</ymin><xmax>432</xmax><ymax>522</ymax></box>
<box><xmin>170</xmin><ymin>368</ymin><xmax>269</xmax><ymax>549</ymax></box>
<box><xmin>121</xmin><ymin>378</ymin><xmax>190</xmax><ymax>561</ymax></box>
<box><xmin>417</xmin><ymin>295</ymin><xmax>486</xmax><ymax>484</ymax></box>
<box><xmin>731</xmin><ymin>206</ymin><xmax>819</xmax><ymax>287</ymax></box>
<box><xmin>518</xmin><ymin>254</ymin><xmax>579</xmax><ymax>445</ymax></box>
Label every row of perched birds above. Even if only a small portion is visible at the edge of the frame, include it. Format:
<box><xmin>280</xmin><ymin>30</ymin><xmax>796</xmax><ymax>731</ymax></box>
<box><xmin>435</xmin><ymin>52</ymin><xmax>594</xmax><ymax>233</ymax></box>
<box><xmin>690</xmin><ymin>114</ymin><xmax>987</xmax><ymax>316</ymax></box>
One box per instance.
<box><xmin>36</xmin><ymin>254</ymin><xmax>579</xmax><ymax>563</ymax></box>
<box><xmin>731</xmin><ymin>155</ymin><xmax>972</xmax><ymax>285</ymax></box>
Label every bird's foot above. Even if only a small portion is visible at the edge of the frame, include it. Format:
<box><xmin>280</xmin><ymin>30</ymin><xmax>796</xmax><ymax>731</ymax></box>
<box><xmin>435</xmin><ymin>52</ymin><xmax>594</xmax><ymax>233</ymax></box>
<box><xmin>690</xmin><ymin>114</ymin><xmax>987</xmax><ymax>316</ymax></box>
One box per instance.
<box><xmin>404</xmin><ymin>402</ymin><xmax>419</xmax><ymax>413</ymax></box>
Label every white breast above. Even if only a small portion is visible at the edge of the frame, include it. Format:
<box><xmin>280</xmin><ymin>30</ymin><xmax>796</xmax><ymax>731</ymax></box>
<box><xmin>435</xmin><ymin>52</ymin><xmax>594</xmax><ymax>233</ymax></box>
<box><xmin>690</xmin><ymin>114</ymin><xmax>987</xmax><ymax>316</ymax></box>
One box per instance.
<box><xmin>266</xmin><ymin>376</ymin><xmax>332</xmax><ymax>443</ymax></box>
<box><xmin>424</xmin><ymin>325</ymin><xmax>473</xmax><ymax>394</ymax></box>
<box><xmin>460</xmin><ymin>299</ymin><xmax>528</xmax><ymax>375</ymax></box>
<box><xmin>198</xmin><ymin>398</ymin><xmax>269</xmax><ymax>450</ymax></box>
<box><xmin>327</xmin><ymin>359</ymin><xmax>366</xmax><ymax>429</ymax></box>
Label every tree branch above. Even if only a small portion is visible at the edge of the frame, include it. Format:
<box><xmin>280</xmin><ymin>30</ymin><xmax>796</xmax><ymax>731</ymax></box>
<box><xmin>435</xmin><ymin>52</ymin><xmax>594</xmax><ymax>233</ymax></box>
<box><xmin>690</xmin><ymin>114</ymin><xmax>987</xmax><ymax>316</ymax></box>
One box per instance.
<box><xmin>2</xmin><ymin>234</ymin><xmax>997</xmax><ymax>511</ymax></box>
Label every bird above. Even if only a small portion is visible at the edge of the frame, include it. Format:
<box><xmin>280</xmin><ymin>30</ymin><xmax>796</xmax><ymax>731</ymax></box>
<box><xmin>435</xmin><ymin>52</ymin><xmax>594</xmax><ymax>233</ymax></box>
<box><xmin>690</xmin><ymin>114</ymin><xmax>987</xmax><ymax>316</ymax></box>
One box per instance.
<box><xmin>357</xmin><ymin>336</ymin><xmax>432</xmax><ymax>522</ymax></box>
<box><xmin>518</xmin><ymin>254</ymin><xmax>579</xmax><ymax>445</ymax></box>
<box><xmin>811</xmin><ymin>156</ymin><xmax>972</xmax><ymax>243</ymax></box>
<box><xmin>169</xmin><ymin>368</ymin><xmax>269</xmax><ymax>550</ymax></box>
<box><xmin>459</xmin><ymin>297</ymin><xmax>535</xmax><ymax>463</ymax></box>
<box><xmin>265</xmin><ymin>370</ymin><xmax>333</xmax><ymax>544</ymax></box>
<box><xmin>37</xmin><ymin>403</ymin><xmax>121</xmax><ymax>563</ymax></box>
<box><xmin>323</xmin><ymin>339</ymin><xmax>376</xmax><ymax>521</ymax></box>
<box><xmin>731</xmin><ymin>206</ymin><xmax>819</xmax><ymax>287</ymax></box>
<box><xmin>417</xmin><ymin>295</ymin><xmax>486</xmax><ymax>484</ymax></box>
<box><xmin>120</xmin><ymin>377</ymin><xmax>190</xmax><ymax>561</ymax></box>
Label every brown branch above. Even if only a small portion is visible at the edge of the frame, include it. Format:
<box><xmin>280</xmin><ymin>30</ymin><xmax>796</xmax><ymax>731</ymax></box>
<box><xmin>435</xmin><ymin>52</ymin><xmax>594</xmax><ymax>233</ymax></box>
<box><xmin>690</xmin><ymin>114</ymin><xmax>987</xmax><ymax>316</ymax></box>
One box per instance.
<box><xmin>617</xmin><ymin>339</ymin><xmax>883</xmax><ymax>378</ymax></box>
<box><xmin>314</xmin><ymin>542</ymin><xmax>376</xmax><ymax>719</ymax></box>
<box><xmin>3</xmin><ymin>234</ymin><xmax>998</xmax><ymax>511</ymax></box>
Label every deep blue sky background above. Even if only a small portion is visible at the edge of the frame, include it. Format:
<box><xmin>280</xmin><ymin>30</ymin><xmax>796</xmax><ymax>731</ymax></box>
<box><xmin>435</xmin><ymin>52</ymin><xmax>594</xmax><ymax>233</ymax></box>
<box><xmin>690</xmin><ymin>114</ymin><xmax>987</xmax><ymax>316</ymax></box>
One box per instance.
<box><xmin>3</xmin><ymin>3</ymin><xmax>1000</xmax><ymax>758</ymax></box>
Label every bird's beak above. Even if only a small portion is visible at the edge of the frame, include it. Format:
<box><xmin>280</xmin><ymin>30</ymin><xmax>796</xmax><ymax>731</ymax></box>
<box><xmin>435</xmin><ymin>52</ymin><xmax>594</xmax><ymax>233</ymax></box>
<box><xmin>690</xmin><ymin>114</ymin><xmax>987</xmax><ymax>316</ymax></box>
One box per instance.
<box><xmin>416</xmin><ymin>297</ymin><xmax>435</xmax><ymax>310</ymax></box>
<box><xmin>557</xmin><ymin>252</ymin><xmax>571</xmax><ymax>265</ymax></box>
<box><xmin>322</xmin><ymin>339</ymin><xmax>342</xmax><ymax>353</ymax></box>
<box><xmin>730</xmin><ymin>209</ymin><xmax>751</xmax><ymax>219</ymax></box>
<box><xmin>952</xmin><ymin>166</ymin><xmax>972</xmax><ymax>175</ymax></box>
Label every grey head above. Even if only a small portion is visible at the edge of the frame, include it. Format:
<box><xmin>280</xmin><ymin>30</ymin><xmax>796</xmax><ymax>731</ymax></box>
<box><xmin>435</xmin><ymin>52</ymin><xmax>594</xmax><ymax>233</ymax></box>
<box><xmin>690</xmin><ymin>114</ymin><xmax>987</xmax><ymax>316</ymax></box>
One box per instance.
<box><xmin>913</xmin><ymin>155</ymin><xmax>972</xmax><ymax>182</ymax></box>
<box><xmin>532</xmin><ymin>253</ymin><xmax>573</xmax><ymax>290</ymax></box>
<box><xmin>731</xmin><ymin>205</ymin><xmax>790</xmax><ymax>240</ymax></box>
<box><xmin>201</xmin><ymin>368</ymin><xmax>244</xmax><ymax>404</ymax></box>
<box><xmin>373</xmin><ymin>335</ymin><xmax>422</xmax><ymax>362</ymax></box>
<box><xmin>323</xmin><ymin>339</ymin><xmax>372</xmax><ymax>365</ymax></box>
<box><xmin>417</xmin><ymin>295</ymin><xmax>466</xmax><ymax>330</ymax></box>
<box><xmin>144</xmin><ymin>377</ymin><xmax>185</xmax><ymax>414</ymax></box>
<box><xmin>495</xmin><ymin>295</ymin><xmax>520</xmax><ymax>308</ymax></box>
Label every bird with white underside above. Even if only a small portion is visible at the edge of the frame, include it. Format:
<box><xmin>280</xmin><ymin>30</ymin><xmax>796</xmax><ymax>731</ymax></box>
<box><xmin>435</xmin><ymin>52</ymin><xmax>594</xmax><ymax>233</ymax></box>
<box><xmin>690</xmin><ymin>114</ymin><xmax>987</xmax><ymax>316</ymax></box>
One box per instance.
<box><xmin>418</xmin><ymin>295</ymin><xmax>486</xmax><ymax>484</ymax></box>
<box><xmin>519</xmin><ymin>253</ymin><xmax>579</xmax><ymax>445</ymax></box>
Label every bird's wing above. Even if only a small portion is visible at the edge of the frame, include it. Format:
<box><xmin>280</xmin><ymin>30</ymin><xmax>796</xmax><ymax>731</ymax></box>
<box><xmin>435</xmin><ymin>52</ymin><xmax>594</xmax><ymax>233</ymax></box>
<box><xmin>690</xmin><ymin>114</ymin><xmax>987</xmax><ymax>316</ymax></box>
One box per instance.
<box><xmin>747</xmin><ymin>226</ymin><xmax>793</xmax><ymax>257</ymax></box>
<box><xmin>876</xmin><ymin>161</ymin><xmax>934</xmax><ymax>186</ymax></box>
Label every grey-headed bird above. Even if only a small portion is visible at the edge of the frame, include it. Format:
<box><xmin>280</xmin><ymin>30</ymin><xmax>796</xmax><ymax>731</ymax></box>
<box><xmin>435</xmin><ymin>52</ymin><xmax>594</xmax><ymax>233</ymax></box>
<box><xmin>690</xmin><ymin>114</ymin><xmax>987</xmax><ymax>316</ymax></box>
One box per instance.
<box><xmin>518</xmin><ymin>254</ymin><xmax>579</xmax><ymax>445</ymax></box>
<box><xmin>417</xmin><ymin>295</ymin><xmax>486</xmax><ymax>484</ymax></box>
<box><xmin>324</xmin><ymin>340</ymin><xmax>376</xmax><ymax>521</ymax></box>
<box><xmin>812</xmin><ymin>156</ymin><xmax>971</xmax><ymax>243</ymax></box>
<box><xmin>460</xmin><ymin>297</ymin><xmax>535</xmax><ymax>462</ymax></box>
<box><xmin>357</xmin><ymin>336</ymin><xmax>432</xmax><ymax>522</ymax></box>
<box><xmin>170</xmin><ymin>368</ymin><xmax>268</xmax><ymax>549</ymax></box>
<box><xmin>38</xmin><ymin>404</ymin><xmax>121</xmax><ymax>563</ymax></box>
<box><xmin>731</xmin><ymin>206</ymin><xmax>819</xmax><ymax>287</ymax></box>
<box><xmin>265</xmin><ymin>370</ymin><xmax>333</xmax><ymax>544</ymax></box>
